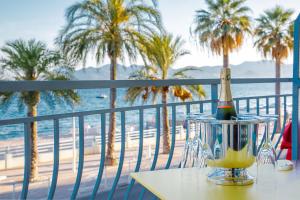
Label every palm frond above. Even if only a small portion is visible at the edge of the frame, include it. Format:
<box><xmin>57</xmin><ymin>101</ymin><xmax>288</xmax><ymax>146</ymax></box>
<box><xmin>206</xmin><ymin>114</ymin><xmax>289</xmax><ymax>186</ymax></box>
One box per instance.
<box><xmin>125</xmin><ymin>86</ymin><xmax>147</xmax><ymax>104</ymax></box>
<box><xmin>125</xmin><ymin>32</ymin><xmax>206</xmax><ymax>105</ymax></box>
<box><xmin>57</xmin><ymin>0</ymin><xmax>161</xmax><ymax>67</ymax></box>
<box><xmin>254</xmin><ymin>6</ymin><xmax>294</xmax><ymax>60</ymax></box>
<box><xmin>172</xmin><ymin>67</ymin><xmax>200</xmax><ymax>79</ymax></box>
<box><xmin>0</xmin><ymin>39</ymin><xmax>80</xmax><ymax>111</ymax></box>
<box><xmin>192</xmin><ymin>0</ymin><xmax>252</xmax><ymax>55</ymax></box>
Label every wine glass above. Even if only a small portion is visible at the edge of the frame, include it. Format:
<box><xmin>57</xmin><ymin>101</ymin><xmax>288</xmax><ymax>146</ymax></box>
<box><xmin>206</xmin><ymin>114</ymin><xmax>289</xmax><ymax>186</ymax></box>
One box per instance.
<box><xmin>180</xmin><ymin>138</ymin><xmax>195</xmax><ymax>168</ymax></box>
<box><xmin>181</xmin><ymin>113</ymin><xmax>198</xmax><ymax>168</ymax></box>
<box><xmin>256</xmin><ymin>118</ymin><xmax>277</xmax><ymax>194</ymax></box>
<box><xmin>257</xmin><ymin>118</ymin><xmax>277</xmax><ymax>168</ymax></box>
<box><xmin>196</xmin><ymin>121</ymin><xmax>214</xmax><ymax>169</ymax></box>
<box><xmin>192</xmin><ymin>119</ymin><xmax>202</xmax><ymax>159</ymax></box>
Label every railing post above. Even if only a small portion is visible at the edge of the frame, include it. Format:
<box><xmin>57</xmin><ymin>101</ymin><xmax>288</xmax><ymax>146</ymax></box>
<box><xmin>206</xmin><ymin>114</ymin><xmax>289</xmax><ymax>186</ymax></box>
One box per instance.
<box><xmin>256</xmin><ymin>98</ymin><xmax>260</xmax><ymax>115</ymax></box>
<box><xmin>71</xmin><ymin>116</ymin><xmax>85</xmax><ymax>200</ymax></box>
<box><xmin>91</xmin><ymin>113</ymin><xmax>106</xmax><ymax>200</ymax></box>
<box><xmin>72</xmin><ymin>116</ymin><xmax>77</xmax><ymax>174</ymax></box>
<box><xmin>236</xmin><ymin>100</ymin><xmax>240</xmax><ymax>114</ymax></box>
<box><xmin>108</xmin><ymin>111</ymin><xmax>126</xmax><ymax>200</ymax></box>
<box><xmin>266</xmin><ymin>97</ymin><xmax>269</xmax><ymax>114</ymax></box>
<box><xmin>21</xmin><ymin>122</ymin><xmax>31</xmax><ymax>200</ymax></box>
<box><xmin>292</xmin><ymin>14</ymin><xmax>300</xmax><ymax>160</ymax></box>
<box><xmin>211</xmin><ymin>84</ymin><xmax>218</xmax><ymax>114</ymax></box>
<box><xmin>275</xmin><ymin>96</ymin><xmax>279</xmax><ymax>115</ymax></box>
<box><xmin>48</xmin><ymin>119</ymin><xmax>60</xmax><ymax>200</ymax></box>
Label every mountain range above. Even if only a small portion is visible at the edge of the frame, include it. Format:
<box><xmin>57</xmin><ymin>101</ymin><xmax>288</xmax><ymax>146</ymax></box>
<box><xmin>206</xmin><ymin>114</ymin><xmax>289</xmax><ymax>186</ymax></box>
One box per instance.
<box><xmin>0</xmin><ymin>60</ymin><xmax>293</xmax><ymax>80</ymax></box>
<box><xmin>73</xmin><ymin>60</ymin><xmax>293</xmax><ymax>80</ymax></box>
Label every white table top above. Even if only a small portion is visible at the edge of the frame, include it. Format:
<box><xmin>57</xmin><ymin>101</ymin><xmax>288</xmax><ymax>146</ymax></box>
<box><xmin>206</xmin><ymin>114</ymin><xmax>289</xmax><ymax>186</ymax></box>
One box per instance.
<box><xmin>131</xmin><ymin>165</ymin><xmax>300</xmax><ymax>200</ymax></box>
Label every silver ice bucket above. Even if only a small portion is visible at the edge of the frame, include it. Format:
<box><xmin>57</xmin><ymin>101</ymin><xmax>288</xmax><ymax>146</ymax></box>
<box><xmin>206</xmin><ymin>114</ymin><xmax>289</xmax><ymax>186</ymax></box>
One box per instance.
<box><xmin>195</xmin><ymin>114</ymin><xmax>274</xmax><ymax>185</ymax></box>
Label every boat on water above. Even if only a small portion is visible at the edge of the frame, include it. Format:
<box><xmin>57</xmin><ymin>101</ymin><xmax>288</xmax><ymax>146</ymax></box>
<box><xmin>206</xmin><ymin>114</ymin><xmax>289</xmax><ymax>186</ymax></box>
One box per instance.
<box><xmin>96</xmin><ymin>94</ymin><xmax>108</xmax><ymax>99</ymax></box>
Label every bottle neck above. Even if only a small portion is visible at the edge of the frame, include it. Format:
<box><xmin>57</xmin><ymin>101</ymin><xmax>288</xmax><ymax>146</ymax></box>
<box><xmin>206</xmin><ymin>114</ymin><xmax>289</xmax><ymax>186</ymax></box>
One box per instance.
<box><xmin>219</xmin><ymin>68</ymin><xmax>233</xmax><ymax>102</ymax></box>
<box><xmin>216</xmin><ymin>68</ymin><xmax>237</xmax><ymax>119</ymax></box>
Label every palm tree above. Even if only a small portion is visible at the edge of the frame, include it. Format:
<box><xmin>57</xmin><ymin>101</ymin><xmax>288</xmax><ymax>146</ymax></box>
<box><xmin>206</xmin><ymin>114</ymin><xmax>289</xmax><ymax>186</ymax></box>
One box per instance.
<box><xmin>192</xmin><ymin>0</ymin><xmax>251</xmax><ymax>68</ymax></box>
<box><xmin>126</xmin><ymin>33</ymin><xmax>206</xmax><ymax>153</ymax></box>
<box><xmin>254</xmin><ymin>6</ymin><xmax>294</xmax><ymax>130</ymax></box>
<box><xmin>57</xmin><ymin>0</ymin><xmax>161</xmax><ymax>165</ymax></box>
<box><xmin>0</xmin><ymin>39</ymin><xmax>79</xmax><ymax>181</ymax></box>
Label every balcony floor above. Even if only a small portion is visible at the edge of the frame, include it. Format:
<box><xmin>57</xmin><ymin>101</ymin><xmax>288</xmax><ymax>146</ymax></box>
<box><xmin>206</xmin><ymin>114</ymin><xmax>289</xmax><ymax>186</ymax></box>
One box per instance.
<box><xmin>79</xmin><ymin>184</ymin><xmax>154</xmax><ymax>200</ymax></box>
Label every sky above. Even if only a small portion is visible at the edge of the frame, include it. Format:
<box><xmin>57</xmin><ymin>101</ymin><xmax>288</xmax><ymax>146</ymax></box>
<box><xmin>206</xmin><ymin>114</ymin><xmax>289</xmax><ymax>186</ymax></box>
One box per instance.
<box><xmin>0</xmin><ymin>0</ymin><xmax>299</xmax><ymax>69</ymax></box>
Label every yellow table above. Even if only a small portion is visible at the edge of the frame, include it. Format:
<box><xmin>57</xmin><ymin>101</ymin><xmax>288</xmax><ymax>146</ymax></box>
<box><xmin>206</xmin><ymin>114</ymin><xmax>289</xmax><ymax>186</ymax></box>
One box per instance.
<box><xmin>131</xmin><ymin>166</ymin><xmax>300</xmax><ymax>200</ymax></box>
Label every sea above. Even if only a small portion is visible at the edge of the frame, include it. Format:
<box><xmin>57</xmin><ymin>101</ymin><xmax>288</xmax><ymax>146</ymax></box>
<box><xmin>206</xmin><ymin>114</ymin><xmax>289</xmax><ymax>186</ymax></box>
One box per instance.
<box><xmin>0</xmin><ymin>82</ymin><xmax>293</xmax><ymax>140</ymax></box>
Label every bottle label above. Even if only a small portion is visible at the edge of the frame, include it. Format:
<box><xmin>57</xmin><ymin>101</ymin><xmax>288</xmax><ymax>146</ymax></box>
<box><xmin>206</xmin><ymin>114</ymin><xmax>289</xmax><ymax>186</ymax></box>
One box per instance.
<box><xmin>217</xmin><ymin>101</ymin><xmax>235</xmax><ymax>108</ymax></box>
<box><xmin>216</xmin><ymin>101</ymin><xmax>236</xmax><ymax>120</ymax></box>
<box><xmin>217</xmin><ymin>105</ymin><xmax>233</xmax><ymax>109</ymax></box>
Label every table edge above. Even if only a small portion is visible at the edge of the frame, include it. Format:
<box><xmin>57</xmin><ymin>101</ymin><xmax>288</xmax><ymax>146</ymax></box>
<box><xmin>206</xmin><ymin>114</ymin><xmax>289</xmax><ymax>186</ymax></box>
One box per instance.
<box><xmin>131</xmin><ymin>172</ymin><xmax>166</xmax><ymax>200</ymax></box>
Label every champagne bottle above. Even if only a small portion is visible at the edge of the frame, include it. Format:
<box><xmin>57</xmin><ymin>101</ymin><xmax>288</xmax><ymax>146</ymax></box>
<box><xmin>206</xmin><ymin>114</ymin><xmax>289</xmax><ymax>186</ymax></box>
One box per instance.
<box><xmin>215</xmin><ymin>68</ymin><xmax>237</xmax><ymax>120</ymax></box>
<box><xmin>215</xmin><ymin>68</ymin><xmax>247</xmax><ymax>151</ymax></box>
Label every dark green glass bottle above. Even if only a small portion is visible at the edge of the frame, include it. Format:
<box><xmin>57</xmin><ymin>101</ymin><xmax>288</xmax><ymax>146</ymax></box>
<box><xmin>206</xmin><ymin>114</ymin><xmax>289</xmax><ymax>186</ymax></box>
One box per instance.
<box><xmin>215</xmin><ymin>68</ymin><xmax>247</xmax><ymax>151</ymax></box>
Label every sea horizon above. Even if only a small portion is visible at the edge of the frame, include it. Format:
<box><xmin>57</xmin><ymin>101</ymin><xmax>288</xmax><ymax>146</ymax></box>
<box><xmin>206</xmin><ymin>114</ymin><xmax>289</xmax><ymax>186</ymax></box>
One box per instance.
<box><xmin>0</xmin><ymin>60</ymin><xmax>293</xmax><ymax>140</ymax></box>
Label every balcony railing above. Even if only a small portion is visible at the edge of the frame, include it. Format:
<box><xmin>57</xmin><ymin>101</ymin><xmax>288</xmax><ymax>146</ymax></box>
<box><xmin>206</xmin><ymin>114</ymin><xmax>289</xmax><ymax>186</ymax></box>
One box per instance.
<box><xmin>0</xmin><ymin>78</ymin><xmax>292</xmax><ymax>199</ymax></box>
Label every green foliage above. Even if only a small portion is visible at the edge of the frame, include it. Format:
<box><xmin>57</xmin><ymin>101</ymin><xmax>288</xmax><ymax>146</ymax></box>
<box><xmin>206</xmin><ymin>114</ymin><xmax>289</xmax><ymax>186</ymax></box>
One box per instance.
<box><xmin>192</xmin><ymin>0</ymin><xmax>251</xmax><ymax>55</ymax></box>
<box><xmin>0</xmin><ymin>39</ymin><xmax>79</xmax><ymax>112</ymax></box>
<box><xmin>254</xmin><ymin>6</ymin><xmax>294</xmax><ymax>61</ymax></box>
<box><xmin>126</xmin><ymin>33</ymin><xmax>206</xmax><ymax>104</ymax></box>
<box><xmin>57</xmin><ymin>0</ymin><xmax>161</xmax><ymax>65</ymax></box>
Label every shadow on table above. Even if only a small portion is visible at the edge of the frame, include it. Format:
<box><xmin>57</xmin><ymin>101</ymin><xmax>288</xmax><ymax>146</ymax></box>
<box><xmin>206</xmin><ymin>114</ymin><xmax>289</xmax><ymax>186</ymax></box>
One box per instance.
<box><xmin>80</xmin><ymin>184</ymin><xmax>156</xmax><ymax>200</ymax></box>
<box><xmin>0</xmin><ymin>180</ymin><xmax>156</xmax><ymax>200</ymax></box>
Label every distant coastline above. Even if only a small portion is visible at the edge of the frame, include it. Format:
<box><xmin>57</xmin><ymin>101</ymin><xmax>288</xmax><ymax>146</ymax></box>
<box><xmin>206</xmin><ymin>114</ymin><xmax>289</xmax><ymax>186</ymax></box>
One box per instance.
<box><xmin>0</xmin><ymin>60</ymin><xmax>293</xmax><ymax>81</ymax></box>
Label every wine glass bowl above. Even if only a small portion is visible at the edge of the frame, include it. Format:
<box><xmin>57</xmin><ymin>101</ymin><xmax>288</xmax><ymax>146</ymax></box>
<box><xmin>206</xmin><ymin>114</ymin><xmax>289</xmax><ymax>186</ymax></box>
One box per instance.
<box><xmin>257</xmin><ymin>142</ymin><xmax>276</xmax><ymax>166</ymax></box>
<box><xmin>180</xmin><ymin>138</ymin><xmax>193</xmax><ymax>168</ymax></box>
<box><xmin>197</xmin><ymin>143</ymin><xmax>214</xmax><ymax>168</ymax></box>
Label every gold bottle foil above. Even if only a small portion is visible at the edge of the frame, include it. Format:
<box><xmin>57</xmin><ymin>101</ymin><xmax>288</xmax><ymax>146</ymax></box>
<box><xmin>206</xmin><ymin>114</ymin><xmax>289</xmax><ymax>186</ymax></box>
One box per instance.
<box><xmin>219</xmin><ymin>68</ymin><xmax>233</xmax><ymax>102</ymax></box>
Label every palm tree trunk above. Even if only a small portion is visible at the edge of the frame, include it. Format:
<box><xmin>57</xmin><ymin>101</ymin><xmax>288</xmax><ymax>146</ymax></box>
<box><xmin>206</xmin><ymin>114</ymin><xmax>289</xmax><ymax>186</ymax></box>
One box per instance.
<box><xmin>106</xmin><ymin>55</ymin><xmax>117</xmax><ymax>165</ymax></box>
<box><xmin>275</xmin><ymin>59</ymin><xmax>281</xmax><ymax>132</ymax></box>
<box><xmin>162</xmin><ymin>89</ymin><xmax>170</xmax><ymax>154</ymax></box>
<box><xmin>28</xmin><ymin>104</ymin><xmax>38</xmax><ymax>181</ymax></box>
<box><xmin>223</xmin><ymin>53</ymin><xmax>229</xmax><ymax>68</ymax></box>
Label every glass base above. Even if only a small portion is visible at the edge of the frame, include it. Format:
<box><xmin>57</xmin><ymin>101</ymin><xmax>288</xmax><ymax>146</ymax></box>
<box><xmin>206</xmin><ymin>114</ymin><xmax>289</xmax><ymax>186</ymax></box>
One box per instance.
<box><xmin>207</xmin><ymin>168</ymin><xmax>254</xmax><ymax>186</ymax></box>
